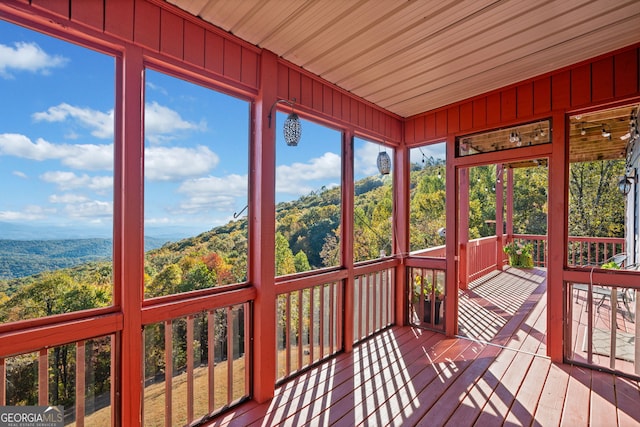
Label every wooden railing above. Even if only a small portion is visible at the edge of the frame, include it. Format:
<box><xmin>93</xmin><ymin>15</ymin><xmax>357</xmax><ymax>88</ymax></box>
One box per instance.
<box><xmin>512</xmin><ymin>234</ymin><xmax>547</xmax><ymax>267</ymax></box>
<box><xmin>353</xmin><ymin>263</ymin><xmax>396</xmax><ymax>344</ymax></box>
<box><xmin>567</xmin><ymin>236</ymin><xmax>625</xmax><ymax>267</ymax></box>
<box><xmin>461</xmin><ymin>236</ymin><xmax>499</xmax><ymax>286</ymax></box>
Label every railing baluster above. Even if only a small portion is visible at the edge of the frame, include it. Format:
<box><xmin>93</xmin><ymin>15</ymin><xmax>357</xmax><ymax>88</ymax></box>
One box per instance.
<box><xmin>336</xmin><ymin>282</ymin><xmax>343</xmax><ymax>351</ymax></box>
<box><xmin>0</xmin><ymin>357</ymin><xmax>5</xmax><ymax>406</ymax></box>
<box><xmin>329</xmin><ymin>282</ymin><xmax>335</xmax><ymax>355</ymax></box>
<box><xmin>226</xmin><ymin>306</ymin><xmax>233</xmax><ymax>405</ymax></box>
<box><xmin>285</xmin><ymin>294</ymin><xmax>291</xmax><ymax>377</ymax></box>
<box><xmin>186</xmin><ymin>315</ymin><xmax>194</xmax><ymax>423</ymax></box>
<box><xmin>164</xmin><ymin>320</ymin><xmax>173</xmax><ymax>427</ymax></box>
<box><xmin>38</xmin><ymin>348</ymin><xmax>47</xmax><ymax>406</ymax></box>
<box><xmin>207</xmin><ymin>311</ymin><xmax>215</xmax><ymax>413</ymax></box>
<box><xmin>309</xmin><ymin>287</ymin><xmax>315</xmax><ymax>364</ymax></box>
<box><xmin>319</xmin><ymin>285</ymin><xmax>325</xmax><ymax>359</ymax></box>
<box><xmin>298</xmin><ymin>289</ymin><xmax>303</xmax><ymax>372</ymax></box>
<box><xmin>76</xmin><ymin>341</ymin><xmax>86</xmax><ymax>427</ymax></box>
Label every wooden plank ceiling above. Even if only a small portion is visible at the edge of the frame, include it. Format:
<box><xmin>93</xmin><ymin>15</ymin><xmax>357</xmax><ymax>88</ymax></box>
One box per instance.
<box><xmin>168</xmin><ymin>0</ymin><xmax>640</xmax><ymax>119</ymax></box>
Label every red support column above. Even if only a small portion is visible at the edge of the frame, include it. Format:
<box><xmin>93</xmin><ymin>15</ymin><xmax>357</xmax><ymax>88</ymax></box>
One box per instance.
<box><xmin>342</xmin><ymin>131</ymin><xmax>355</xmax><ymax>351</ymax></box>
<box><xmin>250</xmin><ymin>50</ymin><xmax>277</xmax><ymax>403</ymax></box>
<box><xmin>445</xmin><ymin>136</ymin><xmax>459</xmax><ymax>336</ymax></box>
<box><xmin>119</xmin><ymin>45</ymin><xmax>144</xmax><ymax>426</ymax></box>
<box><xmin>547</xmin><ymin>111</ymin><xmax>567</xmax><ymax>362</ymax></box>
<box><xmin>458</xmin><ymin>168</ymin><xmax>470</xmax><ymax>290</ymax></box>
<box><xmin>393</xmin><ymin>144</ymin><xmax>410</xmax><ymax>326</ymax></box>
<box><xmin>495</xmin><ymin>164</ymin><xmax>505</xmax><ymax>270</ymax></box>
<box><xmin>505</xmin><ymin>167</ymin><xmax>514</xmax><ymax>266</ymax></box>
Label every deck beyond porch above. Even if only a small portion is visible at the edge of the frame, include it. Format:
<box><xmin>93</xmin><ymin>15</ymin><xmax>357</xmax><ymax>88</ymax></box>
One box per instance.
<box><xmin>208</xmin><ymin>268</ymin><xmax>640</xmax><ymax>426</ymax></box>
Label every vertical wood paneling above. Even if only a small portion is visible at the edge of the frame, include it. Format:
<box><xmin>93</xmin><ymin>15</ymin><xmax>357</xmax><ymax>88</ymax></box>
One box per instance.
<box><xmin>436</xmin><ymin>110</ymin><xmax>447</xmax><ymax>138</ymax></box>
<box><xmin>405</xmin><ymin>119</ymin><xmax>415</xmax><ymax>144</ymax></box>
<box><xmin>184</xmin><ymin>21</ymin><xmax>205</xmax><ymax>68</ymax></box>
<box><xmin>571</xmin><ymin>64</ymin><xmax>591</xmax><ymax>107</ymax></box>
<box><xmin>366</xmin><ymin>106</ymin><xmax>374</xmax><ymax>131</ymax></box>
<box><xmin>332</xmin><ymin>90</ymin><xmax>342</xmax><ymax>119</ymax></box>
<box><xmin>223</xmin><ymin>40</ymin><xmax>242</xmax><ymax>81</ymax></box>
<box><xmin>31</xmin><ymin>0</ymin><xmax>68</xmax><ymax>18</ymax></box>
<box><xmin>591</xmin><ymin>58</ymin><xmax>613</xmax><ymax>102</ymax></box>
<box><xmin>323</xmin><ymin>86</ymin><xmax>333</xmax><ymax>117</ymax></box>
<box><xmin>358</xmin><ymin>104</ymin><xmax>366</xmax><ymax>128</ymax></box>
<box><xmin>134</xmin><ymin>0</ymin><xmax>160</xmax><ymax>51</ymax></box>
<box><xmin>160</xmin><ymin>10</ymin><xmax>183</xmax><ymax>59</ymax></box>
<box><xmin>460</xmin><ymin>102</ymin><xmax>473</xmax><ymax>131</ymax></box>
<box><xmin>425</xmin><ymin>113</ymin><xmax>436</xmax><ymax>139</ymax></box>
<box><xmin>371</xmin><ymin>109</ymin><xmax>380</xmax><ymax>133</ymax></box>
<box><xmin>312</xmin><ymin>80</ymin><xmax>323</xmax><ymax>111</ymax></box>
<box><xmin>448</xmin><ymin>106</ymin><xmax>460</xmax><ymax>133</ymax></box>
<box><xmin>350</xmin><ymin>99</ymin><xmax>359</xmax><ymax>127</ymax></box>
<box><xmin>517</xmin><ymin>83</ymin><xmax>533</xmax><ymax>119</ymax></box>
<box><xmin>105</xmin><ymin>0</ymin><xmax>134</xmax><ymax>40</ymax></box>
<box><xmin>277</xmin><ymin>63</ymin><xmax>289</xmax><ymax>100</ymax></box>
<box><xmin>71</xmin><ymin>0</ymin><xmax>104</xmax><ymax>31</ymax></box>
<box><xmin>300</xmin><ymin>74</ymin><xmax>313</xmax><ymax>108</ymax></box>
<box><xmin>614</xmin><ymin>49</ymin><xmax>639</xmax><ymax>97</ymax></box>
<box><xmin>414</xmin><ymin>116</ymin><xmax>425</xmax><ymax>142</ymax></box>
<box><xmin>501</xmin><ymin>88</ymin><xmax>517</xmax><ymax>122</ymax></box>
<box><xmin>552</xmin><ymin>71</ymin><xmax>570</xmax><ymax>110</ymax></box>
<box><xmin>533</xmin><ymin>77</ymin><xmax>551</xmax><ymax>115</ymax></box>
<box><xmin>204</xmin><ymin>31</ymin><xmax>224</xmax><ymax>75</ymax></box>
<box><xmin>487</xmin><ymin>93</ymin><xmax>501</xmax><ymax>124</ymax></box>
<box><xmin>341</xmin><ymin>94</ymin><xmax>350</xmax><ymax>122</ymax></box>
<box><xmin>241</xmin><ymin>48</ymin><xmax>258</xmax><ymax>87</ymax></box>
<box><xmin>473</xmin><ymin>98</ymin><xmax>486</xmax><ymax>128</ymax></box>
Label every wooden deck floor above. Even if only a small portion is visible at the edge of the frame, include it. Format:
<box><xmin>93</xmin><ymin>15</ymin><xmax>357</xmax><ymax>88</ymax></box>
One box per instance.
<box><xmin>207</xmin><ymin>269</ymin><xmax>640</xmax><ymax>426</ymax></box>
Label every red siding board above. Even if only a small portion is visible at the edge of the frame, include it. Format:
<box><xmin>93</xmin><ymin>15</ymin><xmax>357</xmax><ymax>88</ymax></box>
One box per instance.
<box><xmin>184</xmin><ymin>21</ymin><xmax>205</xmax><ymax>68</ymax></box>
<box><xmin>289</xmin><ymin>68</ymin><xmax>302</xmax><ymax>103</ymax></box>
<box><xmin>425</xmin><ymin>113</ymin><xmax>436</xmax><ymax>139</ymax></box>
<box><xmin>414</xmin><ymin>116</ymin><xmax>425</xmax><ymax>142</ymax></box>
<box><xmin>312</xmin><ymin>80</ymin><xmax>323</xmax><ymax>111</ymax></box>
<box><xmin>160</xmin><ymin>11</ymin><xmax>184</xmax><ymax>59</ymax></box>
<box><xmin>277</xmin><ymin>63</ymin><xmax>289</xmax><ymax>100</ymax></box>
<box><xmin>552</xmin><ymin>71</ymin><xmax>571</xmax><ymax>110</ymax></box>
<box><xmin>533</xmin><ymin>77</ymin><xmax>551</xmax><ymax>115</ymax></box>
<box><xmin>405</xmin><ymin>118</ymin><xmax>415</xmax><ymax>144</ymax></box>
<box><xmin>105</xmin><ymin>0</ymin><xmax>134</xmax><ymax>40</ymax></box>
<box><xmin>134</xmin><ymin>0</ymin><xmax>160</xmax><ymax>51</ymax></box>
<box><xmin>332</xmin><ymin>90</ymin><xmax>342</xmax><ymax>119</ymax></box>
<box><xmin>223</xmin><ymin>40</ymin><xmax>242</xmax><ymax>81</ymax></box>
<box><xmin>448</xmin><ymin>106</ymin><xmax>460</xmax><ymax>134</ymax></box>
<box><xmin>570</xmin><ymin>64</ymin><xmax>591</xmax><ymax>107</ymax></box>
<box><xmin>473</xmin><ymin>98</ymin><xmax>487</xmax><ymax>128</ymax></box>
<box><xmin>323</xmin><ymin>86</ymin><xmax>333</xmax><ymax>117</ymax></box>
<box><xmin>241</xmin><ymin>48</ymin><xmax>258</xmax><ymax>88</ymax></box>
<box><xmin>341</xmin><ymin>92</ymin><xmax>350</xmax><ymax>122</ymax></box>
<box><xmin>358</xmin><ymin>103</ymin><xmax>366</xmax><ymax>128</ymax></box>
<box><xmin>372</xmin><ymin>109</ymin><xmax>380</xmax><ymax>134</ymax></box>
<box><xmin>436</xmin><ymin>110</ymin><xmax>447</xmax><ymax>138</ymax></box>
<box><xmin>487</xmin><ymin>93</ymin><xmax>501</xmax><ymax>124</ymax></box>
<box><xmin>501</xmin><ymin>88</ymin><xmax>517</xmax><ymax>122</ymax></box>
<box><xmin>460</xmin><ymin>102</ymin><xmax>473</xmax><ymax>131</ymax></box>
<box><xmin>366</xmin><ymin>105</ymin><xmax>374</xmax><ymax>130</ymax></box>
<box><xmin>71</xmin><ymin>0</ymin><xmax>104</xmax><ymax>31</ymax></box>
<box><xmin>204</xmin><ymin>31</ymin><xmax>224</xmax><ymax>75</ymax></box>
<box><xmin>517</xmin><ymin>83</ymin><xmax>533</xmax><ymax>119</ymax></box>
<box><xmin>591</xmin><ymin>58</ymin><xmax>613</xmax><ymax>102</ymax></box>
<box><xmin>32</xmin><ymin>0</ymin><xmax>68</xmax><ymax>18</ymax></box>
<box><xmin>614</xmin><ymin>49</ymin><xmax>639</xmax><ymax>98</ymax></box>
<box><xmin>300</xmin><ymin>75</ymin><xmax>313</xmax><ymax>108</ymax></box>
<box><xmin>350</xmin><ymin>99</ymin><xmax>359</xmax><ymax>126</ymax></box>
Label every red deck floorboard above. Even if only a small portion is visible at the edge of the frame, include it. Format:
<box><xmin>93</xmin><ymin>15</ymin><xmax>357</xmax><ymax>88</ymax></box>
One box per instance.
<box><xmin>205</xmin><ymin>269</ymin><xmax>640</xmax><ymax>426</ymax></box>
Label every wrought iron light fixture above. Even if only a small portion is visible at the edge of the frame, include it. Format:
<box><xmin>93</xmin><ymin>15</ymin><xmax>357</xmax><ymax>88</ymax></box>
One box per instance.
<box><xmin>377</xmin><ymin>149</ymin><xmax>391</xmax><ymax>175</ymax></box>
<box><xmin>618</xmin><ymin>168</ymin><xmax>637</xmax><ymax>195</ymax></box>
<box><xmin>268</xmin><ymin>98</ymin><xmax>301</xmax><ymax>146</ymax></box>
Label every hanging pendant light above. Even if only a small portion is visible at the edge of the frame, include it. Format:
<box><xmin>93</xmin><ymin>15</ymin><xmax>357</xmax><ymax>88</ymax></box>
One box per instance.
<box><xmin>377</xmin><ymin>150</ymin><xmax>391</xmax><ymax>175</ymax></box>
<box><xmin>268</xmin><ymin>98</ymin><xmax>301</xmax><ymax>146</ymax></box>
<box><xmin>283</xmin><ymin>112</ymin><xmax>301</xmax><ymax>146</ymax></box>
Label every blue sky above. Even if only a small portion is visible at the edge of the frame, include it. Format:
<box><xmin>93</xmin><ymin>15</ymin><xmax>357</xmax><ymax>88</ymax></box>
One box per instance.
<box><xmin>0</xmin><ymin>19</ymin><xmax>443</xmax><ymax>240</ymax></box>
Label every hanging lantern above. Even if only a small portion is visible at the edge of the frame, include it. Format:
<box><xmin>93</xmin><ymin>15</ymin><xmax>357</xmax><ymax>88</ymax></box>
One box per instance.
<box><xmin>283</xmin><ymin>112</ymin><xmax>301</xmax><ymax>146</ymax></box>
<box><xmin>377</xmin><ymin>151</ymin><xmax>391</xmax><ymax>175</ymax></box>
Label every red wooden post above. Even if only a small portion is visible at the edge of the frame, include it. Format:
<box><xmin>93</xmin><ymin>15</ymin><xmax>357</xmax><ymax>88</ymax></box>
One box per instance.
<box><xmin>342</xmin><ymin>131</ymin><xmax>355</xmax><ymax>351</ymax></box>
<box><xmin>119</xmin><ymin>45</ymin><xmax>144</xmax><ymax>426</ymax></box>
<box><xmin>250</xmin><ymin>50</ymin><xmax>277</xmax><ymax>403</ymax></box>
<box><xmin>394</xmin><ymin>144</ymin><xmax>409</xmax><ymax>326</ymax></box>
<box><xmin>459</xmin><ymin>168</ymin><xmax>470</xmax><ymax>290</ymax></box>
<box><xmin>547</xmin><ymin>111</ymin><xmax>567</xmax><ymax>362</ymax></box>
<box><xmin>445</xmin><ymin>136</ymin><xmax>459</xmax><ymax>336</ymax></box>
<box><xmin>496</xmin><ymin>164</ymin><xmax>505</xmax><ymax>270</ymax></box>
<box><xmin>76</xmin><ymin>341</ymin><xmax>86</xmax><ymax>427</ymax></box>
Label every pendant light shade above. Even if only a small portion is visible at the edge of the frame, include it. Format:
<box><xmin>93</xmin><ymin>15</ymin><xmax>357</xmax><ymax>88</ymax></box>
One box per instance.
<box><xmin>283</xmin><ymin>112</ymin><xmax>301</xmax><ymax>146</ymax></box>
<box><xmin>377</xmin><ymin>151</ymin><xmax>391</xmax><ymax>175</ymax></box>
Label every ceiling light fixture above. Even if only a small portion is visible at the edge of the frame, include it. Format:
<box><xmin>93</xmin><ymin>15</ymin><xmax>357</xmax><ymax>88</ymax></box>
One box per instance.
<box><xmin>268</xmin><ymin>98</ymin><xmax>301</xmax><ymax>146</ymax></box>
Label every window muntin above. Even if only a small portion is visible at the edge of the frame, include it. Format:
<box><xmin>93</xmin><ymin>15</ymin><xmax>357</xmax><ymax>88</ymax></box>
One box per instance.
<box><xmin>143</xmin><ymin>69</ymin><xmax>250</xmax><ymax>298</ymax></box>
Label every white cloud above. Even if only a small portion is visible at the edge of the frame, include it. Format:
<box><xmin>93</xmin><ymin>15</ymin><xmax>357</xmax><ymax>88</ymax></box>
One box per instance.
<box><xmin>40</xmin><ymin>171</ymin><xmax>112</xmax><ymax>192</ymax></box>
<box><xmin>63</xmin><ymin>199</ymin><xmax>112</xmax><ymax>219</ymax></box>
<box><xmin>33</xmin><ymin>103</ymin><xmax>114</xmax><ymax>139</ymax></box>
<box><xmin>0</xmin><ymin>41</ymin><xmax>67</xmax><ymax>78</ymax></box>
<box><xmin>177</xmin><ymin>174</ymin><xmax>247</xmax><ymax>213</ymax></box>
<box><xmin>48</xmin><ymin>193</ymin><xmax>90</xmax><ymax>204</ymax></box>
<box><xmin>355</xmin><ymin>142</ymin><xmax>392</xmax><ymax>177</ymax></box>
<box><xmin>145</xmin><ymin>101</ymin><xmax>206</xmax><ymax>144</ymax></box>
<box><xmin>0</xmin><ymin>205</ymin><xmax>54</xmax><ymax>221</ymax></box>
<box><xmin>12</xmin><ymin>170</ymin><xmax>28</xmax><ymax>179</ymax></box>
<box><xmin>0</xmin><ymin>133</ymin><xmax>113</xmax><ymax>170</ymax></box>
<box><xmin>145</xmin><ymin>145</ymin><xmax>219</xmax><ymax>181</ymax></box>
<box><xmin>275</xmin><ymin>152</ymin><xmax>341</xmax><ymax>195</ymax></box>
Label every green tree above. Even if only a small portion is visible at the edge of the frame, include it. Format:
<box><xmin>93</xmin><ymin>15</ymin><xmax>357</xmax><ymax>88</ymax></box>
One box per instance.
<box><xmin>275</xmin><ymin>232</ymin><xmax>296</xmax><ymax>276</ymax></box>
<box><xmin>294</xmin><ymin>250</ymin><xmax>311</xmax><ymax>272</ymax></box>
